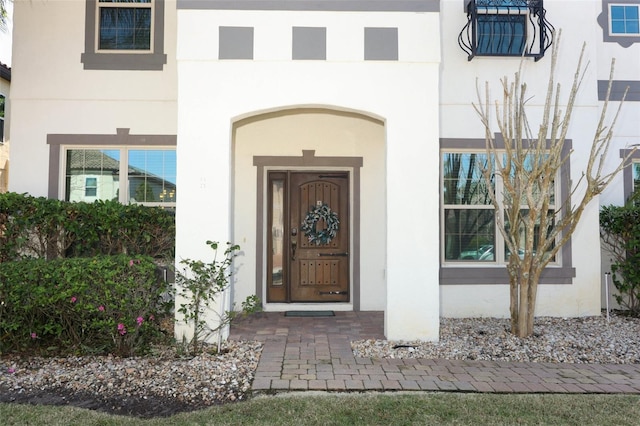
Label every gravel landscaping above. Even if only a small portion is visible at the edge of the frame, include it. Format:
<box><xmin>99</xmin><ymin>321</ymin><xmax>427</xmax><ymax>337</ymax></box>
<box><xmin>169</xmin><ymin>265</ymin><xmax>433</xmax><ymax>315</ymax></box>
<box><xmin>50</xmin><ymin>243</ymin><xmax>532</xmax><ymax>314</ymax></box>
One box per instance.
<box><xmin>1</xmin><ymin>313</ymin><xmax>639</xmax><ymax>418</ymax></box>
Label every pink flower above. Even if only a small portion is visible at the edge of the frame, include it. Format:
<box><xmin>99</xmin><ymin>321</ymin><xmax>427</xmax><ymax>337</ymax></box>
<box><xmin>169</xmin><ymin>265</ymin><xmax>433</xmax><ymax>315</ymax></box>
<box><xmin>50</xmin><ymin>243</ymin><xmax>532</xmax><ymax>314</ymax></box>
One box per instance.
<box><xmin>117</xmin><ymin>323</ymin><xmax>127</xmax><ymax>336</ymax></box>
<box><xmin>98</xmin><ymin>305</ymin><xmax>105</xmax><ymax>312</ymax></box>
<box><xmin>30</xmin><ymin>332</ymin><xmax>37</xmax><ymax>339</ymax></box>
<box><xmin>149</xmin><ymin>314</ymin><xmax>155</xmax><ymax>321</ymax></box>
<box><xmin>136</xmin><ymin>316</ymin><xmax>144</xmax><ymax>326</ymax></box>
<box><xmin>70</xmin><ymin>296</ymin><xmax>77</xmax><ymax>303</ymax></box>
<box><xmin>7</xmin><ymin>367</ymin><xmax>15</xmax><ymax>374</ymax></box>
<box><xmin>129</xmin><ymin>260</ymin><xmax>134</xmax><ymax>267</ymax></box>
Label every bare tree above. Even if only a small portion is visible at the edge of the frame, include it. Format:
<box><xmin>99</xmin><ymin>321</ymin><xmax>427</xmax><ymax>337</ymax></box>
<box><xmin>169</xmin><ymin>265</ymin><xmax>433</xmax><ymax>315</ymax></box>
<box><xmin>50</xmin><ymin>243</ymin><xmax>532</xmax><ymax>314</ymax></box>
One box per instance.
<box><xmin>473</xmin><ymin>33</ymin><xmax>634</xmax><ymax>338</ymax></box>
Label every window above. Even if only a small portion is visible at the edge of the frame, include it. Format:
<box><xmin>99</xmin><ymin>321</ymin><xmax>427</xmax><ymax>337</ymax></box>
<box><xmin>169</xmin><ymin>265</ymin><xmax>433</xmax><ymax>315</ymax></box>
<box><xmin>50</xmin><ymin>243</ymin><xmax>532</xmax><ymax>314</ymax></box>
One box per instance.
<box><xmin>98</xmin><ymin>0</ymin><xmax>152</xmax><ymax>50</ymax></box>
<box><xmin>476</xmin><ymin>14</ymin><xmax>526</xmax><ymax>55</ymax></box>
<box><xmin>64</xmin><ymin>147</ymin><xmax>176</xmax><ymax>208</ymax></box>
<box><xmin>458</xmin><ymin>0</ymin><xmax>554</xmax><ymax>61</ymax></box>
<box><xmin>442</xmin><ymin>151</ymin><xmax>557</xmax><ymax>265</ymax></box>
<box><xmin>0</xmin><ymin>94</ymin><xmax>4</xmax><ymax>142</ymax></box>
<box><xmin>81</xmin><ymin>0</ymin><xmax>167</xmax><ymax>70</ymax></box>
<box><xmin>598</xmin><ymin>1</ymin><xmax>640</xmax><ymax>46</ymax></box>
<box><xmin>610</xmin><ymin>4</ymin><xmax>640</xmax><ymax>35</ymax></box>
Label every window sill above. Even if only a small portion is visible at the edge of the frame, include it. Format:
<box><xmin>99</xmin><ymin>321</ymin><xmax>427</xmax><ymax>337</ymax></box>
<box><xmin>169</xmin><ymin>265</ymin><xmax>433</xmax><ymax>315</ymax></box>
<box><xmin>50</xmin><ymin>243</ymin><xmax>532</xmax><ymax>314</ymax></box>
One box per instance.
<box><xmin>440</xmin><ymin>266</ymin><xmax>576</xmax><ymax>285</ymax></box>
<box><xmin>81</xmin><ymin>52</ymin><xmax>167</xmax><ymax>71</ymax></box>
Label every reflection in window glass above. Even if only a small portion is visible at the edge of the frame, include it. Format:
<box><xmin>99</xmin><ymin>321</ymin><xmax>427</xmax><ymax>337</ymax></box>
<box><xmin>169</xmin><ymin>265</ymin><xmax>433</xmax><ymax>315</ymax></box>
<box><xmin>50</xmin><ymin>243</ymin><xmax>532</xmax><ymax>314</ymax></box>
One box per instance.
<box><xmin>442</xmin><ymin>151</ymin><xmax>559</xmax><ymax>264</ymax></box>
<box><xmin>128</xmin><ymin>150</ymin><xmax>176</xmax><ymax>204</ymax></box>
<box><xmin>442</xmin><ymin>153</ymin><xmax>495</xmax><ymax>261</ymax></box>
<box><xmin>65</xmin><ymin>149</ymin><xmax>120</xmax><ymax>202</ymax></box>
<box><xmin>85</xmin><ymin>177</ymin><xmax>98</xmax><ymax>197</ymax></box>
<box><xmin>98</xmin><ymin>0</ymin><xmax>152</xmax><ymax>50</ymax></box>
<box><xmin>477</xmin><ymin>14</ymin><xmax>526</xmax><ymax>55</ymax></box>
<box><xmin>271</xmin><ymin>179</ymin><xmax>284</xmax><ymax>286</ymax></box>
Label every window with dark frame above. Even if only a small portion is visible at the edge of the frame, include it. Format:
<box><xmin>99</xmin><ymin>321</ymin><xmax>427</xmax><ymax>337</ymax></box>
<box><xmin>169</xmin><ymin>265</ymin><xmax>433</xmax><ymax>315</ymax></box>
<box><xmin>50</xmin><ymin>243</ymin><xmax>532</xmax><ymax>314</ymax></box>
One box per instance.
<box><xmin>98</xmin><ymin>0</ymin><xmax>152</xmax><ymax>51</ymax></box>
<box><xmin>476</xmin><ymin>14</ymin><xmax>526</xmax><ymax>55</ymax></box>
<box><xmin>458</xmin><ymin>0</ymin><xmax>554</xmax><ymax>61</ymax></box>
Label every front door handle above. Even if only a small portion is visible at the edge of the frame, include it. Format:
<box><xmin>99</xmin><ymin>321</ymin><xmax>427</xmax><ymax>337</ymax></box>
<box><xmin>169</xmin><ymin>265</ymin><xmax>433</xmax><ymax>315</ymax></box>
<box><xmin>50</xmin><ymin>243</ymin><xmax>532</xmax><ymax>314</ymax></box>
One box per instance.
<box><xmin>291</xmin><ymin>227</ymin><xmax>298</xmax><ymax>261</ymax></box>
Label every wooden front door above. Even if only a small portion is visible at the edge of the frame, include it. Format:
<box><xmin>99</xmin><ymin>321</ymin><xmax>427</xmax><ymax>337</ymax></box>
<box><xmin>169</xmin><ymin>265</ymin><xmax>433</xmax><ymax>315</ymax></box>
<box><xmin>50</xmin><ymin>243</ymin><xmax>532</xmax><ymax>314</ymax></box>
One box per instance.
<box><xmin>267</xmin><ymin>171</ymin><xmax>350</xmax><ymax>303</ymax></box>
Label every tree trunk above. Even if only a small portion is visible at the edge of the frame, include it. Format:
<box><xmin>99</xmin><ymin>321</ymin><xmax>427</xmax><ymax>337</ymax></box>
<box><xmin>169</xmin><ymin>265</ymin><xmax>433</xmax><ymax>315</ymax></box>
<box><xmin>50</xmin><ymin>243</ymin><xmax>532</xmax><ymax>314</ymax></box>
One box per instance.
<box><xmin>509</xmin><ymin>264</ymin><xmax>541</xmax><ymax>338</ymax></box>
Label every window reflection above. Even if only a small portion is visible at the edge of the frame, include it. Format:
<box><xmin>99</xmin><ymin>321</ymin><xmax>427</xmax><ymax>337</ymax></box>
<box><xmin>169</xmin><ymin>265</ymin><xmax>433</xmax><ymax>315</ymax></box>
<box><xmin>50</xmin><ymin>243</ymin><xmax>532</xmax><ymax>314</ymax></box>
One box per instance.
<box><xmin>272</xmin><ymin>179</ymin><xmax>284</xmax><ymax>286</ymax></box>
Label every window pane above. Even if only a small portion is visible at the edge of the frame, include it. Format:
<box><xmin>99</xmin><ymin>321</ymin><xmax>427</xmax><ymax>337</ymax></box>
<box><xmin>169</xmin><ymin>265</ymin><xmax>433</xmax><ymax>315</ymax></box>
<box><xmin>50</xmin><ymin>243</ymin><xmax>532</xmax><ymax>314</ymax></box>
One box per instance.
<box><xmin>271</xmin><ymin>179</ymin><xmax>284</xmax><ymax>286</ymax></box>
<box><xmin>502</xmin><ymin>153</ymin><xmax>555</xmax><ymax>206</ymax></box>
<box><xmin>610</xmin><ymin>5</ymin><xmax>640</xmax><ymax>34</ymax></box>
<box><xmin>99</xmin><ymin>6</ymin><xmax>151</xmax><ymax>50</ymax></box>
<box><xmin>504</xmin><ymin>209</ymin><xmax>555</xmax><ymax>262</ymax></box>
<box><xmin>128</xmin><ymin>150</ymin><xmax>176</xmax><ymax>204</ymax></box>
<box><xmin>444</xmin><ymin>209</ymin><xmax>495</xmax><ymax>261</ymax></box>
<box><xmin>65</xmin><ymin>149</ymin><xmax>120</xmax><ymax>202</ymax></box>
<box><xmin>477</xmin><ymin>14</ymin><xmax>526</xmax><ymax>55</ymax></box>
<box><xmin>611</xmin><ymin>5</ymin><xmax>625</xmax><ymax>19</ymax></box>
<box><xmin>443</xmin><ymin>153</ymin><xmax>493</xmax><ymax>205</ymax></box>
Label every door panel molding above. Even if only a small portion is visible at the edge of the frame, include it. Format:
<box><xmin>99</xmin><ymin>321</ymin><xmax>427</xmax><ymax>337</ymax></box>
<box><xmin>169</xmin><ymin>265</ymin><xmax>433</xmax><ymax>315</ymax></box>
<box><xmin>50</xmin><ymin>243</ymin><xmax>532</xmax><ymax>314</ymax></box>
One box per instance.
<box><xmin>254</xmin><ymin>150</ymin><xmax>363</xmax><ymax>309</ymax></box>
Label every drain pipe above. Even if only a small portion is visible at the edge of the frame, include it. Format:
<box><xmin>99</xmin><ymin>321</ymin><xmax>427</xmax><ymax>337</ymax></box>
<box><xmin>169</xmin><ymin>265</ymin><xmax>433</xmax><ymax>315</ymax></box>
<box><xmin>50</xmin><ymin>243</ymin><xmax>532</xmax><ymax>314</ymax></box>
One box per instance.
<box><xmin>604</xmin><ymin>272</ymin><xmax>611</xmax><ymax>323</ymax></box>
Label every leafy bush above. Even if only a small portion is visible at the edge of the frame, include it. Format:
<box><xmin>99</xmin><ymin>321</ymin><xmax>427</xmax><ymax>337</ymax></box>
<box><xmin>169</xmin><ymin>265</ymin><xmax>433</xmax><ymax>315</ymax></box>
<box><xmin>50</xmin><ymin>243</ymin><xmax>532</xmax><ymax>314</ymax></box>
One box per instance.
<box><xmin>0</xmin><ymin>192</ymin><xmax>174</xmax><ymax>262</ymax></box>
<box><xmin>0</xmin><ymin>255</ymin><xmax>173</xmax><ymax>356</ymax></box>
<box><xmin>600</xmin><ymin>199</ymin><xmax>640</xmax><ymax>314</ymax></box>
<box><xmin>176</xmin><ymin>241</ymin><xmax>260</xmax><ymax>355</ymax></box>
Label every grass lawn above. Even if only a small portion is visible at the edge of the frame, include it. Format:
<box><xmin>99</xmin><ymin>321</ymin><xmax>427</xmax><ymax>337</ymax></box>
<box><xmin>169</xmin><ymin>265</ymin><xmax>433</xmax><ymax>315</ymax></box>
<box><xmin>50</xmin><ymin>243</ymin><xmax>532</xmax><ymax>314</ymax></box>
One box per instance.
<box><xmin>1</xmin><ymin>392</ymin><xmax>639</xmax><ymax>425</ymax></box>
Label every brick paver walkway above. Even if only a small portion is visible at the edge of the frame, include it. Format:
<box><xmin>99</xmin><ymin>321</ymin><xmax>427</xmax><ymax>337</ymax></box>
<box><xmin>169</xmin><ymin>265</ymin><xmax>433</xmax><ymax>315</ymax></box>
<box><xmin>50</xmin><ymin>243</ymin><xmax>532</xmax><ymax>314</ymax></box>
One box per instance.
<box><xmin>228</xmin><ymin>311</ymin><xmax>640</xmax><ymax>394</ymax></box>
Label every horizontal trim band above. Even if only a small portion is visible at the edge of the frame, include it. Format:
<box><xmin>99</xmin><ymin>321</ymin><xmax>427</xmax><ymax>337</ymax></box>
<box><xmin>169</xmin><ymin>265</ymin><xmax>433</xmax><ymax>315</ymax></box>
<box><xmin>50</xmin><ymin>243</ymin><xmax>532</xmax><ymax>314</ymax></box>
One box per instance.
<box><xmin>598</xmin><ymin>80</ymin><xmax>640</xmax><ymax>101</ymax></box>
<box><xmin>177</xmin><ymin>0</ymin><xmax>439</xmax><ymax>12</ymax></box>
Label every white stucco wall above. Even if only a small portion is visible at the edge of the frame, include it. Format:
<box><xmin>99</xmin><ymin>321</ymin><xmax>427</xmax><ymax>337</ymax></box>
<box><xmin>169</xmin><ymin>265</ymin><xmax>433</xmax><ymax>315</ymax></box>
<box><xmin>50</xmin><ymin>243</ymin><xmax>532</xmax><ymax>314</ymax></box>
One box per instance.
<box><xmin>8</xmin><ymin>0</ymin><xmax>178</xmax><ymax>197</ymax></box>
<box><xmin>438</xmin><ymin>0</ymin><xmax>610</xmax><ymax>318</ymax></box>
<box><xmin>176</xmin><ymin>9</ymin><xmax>442</xmax><ymax>340</ymax></box>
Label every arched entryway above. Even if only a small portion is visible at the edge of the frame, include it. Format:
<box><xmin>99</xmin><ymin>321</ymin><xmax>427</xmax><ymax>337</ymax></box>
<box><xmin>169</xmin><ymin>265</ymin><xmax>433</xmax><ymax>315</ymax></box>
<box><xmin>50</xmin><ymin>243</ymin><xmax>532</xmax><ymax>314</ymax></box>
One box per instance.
<box><xmin>231</xmin><ymin>107</ymin><xmax>386</xmax><ymax>312</ymax></box>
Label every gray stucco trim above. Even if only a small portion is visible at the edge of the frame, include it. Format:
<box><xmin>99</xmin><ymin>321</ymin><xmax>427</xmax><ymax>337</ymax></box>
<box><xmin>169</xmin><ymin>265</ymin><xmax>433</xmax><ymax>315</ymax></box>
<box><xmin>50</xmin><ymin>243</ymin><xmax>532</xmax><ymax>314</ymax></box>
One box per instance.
<box><xmin>293</xmin><ymin>27</ymin><xmax>327</xmax><ymax>60</ymax></box>
<box><xmin>598</xmin><ymin>80</ymin><xmax>640</xmax><ymax>101</ymax></box>
<box><xmin>439</xmin><ymin>136</ymin><xmax>576</xmax><ymax>285</ymax></box>
<box><xmin>621</xmin><ymin>148</ymin><xmax>640</xmax><ymax>201</ymax></box>
<box><xmin>219</xmin><ymin>27</ymin><xmax>255</xmax><ymax>60</ymax></box>
<box><xmin>81</xmin><ymin>0</ymin><xmax>168</xmax><ymax>71</ymax></box>
<box><xmin>253</xmin><ymin>150</ymin><xmax>363</xmax><ymax>310</ymax></box>
<box><xmin>178</xmin><ymin>0</ymin><xmax>439</xmax><ymax>12</ymax></box>
<box><xmin>597</xmin><ymin>0</ymin><xmax>640</xmax><ymax>47</ymax></box>
<box><xmin>47</xmin><ymin>128</ymin><xmax>177</xmax><ymax>199</ymax></box>
<box><xmin>364</xmin><ymin>28</ymin><xmax>399</xmax><ymax>61</ymax></box>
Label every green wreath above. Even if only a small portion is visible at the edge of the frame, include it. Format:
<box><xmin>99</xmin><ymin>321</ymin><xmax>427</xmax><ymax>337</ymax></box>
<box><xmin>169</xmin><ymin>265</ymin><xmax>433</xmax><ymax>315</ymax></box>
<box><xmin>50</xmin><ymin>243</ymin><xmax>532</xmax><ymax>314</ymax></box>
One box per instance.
<box><xmin>301</xmin><ymin>203</ymin><xmax>340</xmax><ymax>245</ymax></box>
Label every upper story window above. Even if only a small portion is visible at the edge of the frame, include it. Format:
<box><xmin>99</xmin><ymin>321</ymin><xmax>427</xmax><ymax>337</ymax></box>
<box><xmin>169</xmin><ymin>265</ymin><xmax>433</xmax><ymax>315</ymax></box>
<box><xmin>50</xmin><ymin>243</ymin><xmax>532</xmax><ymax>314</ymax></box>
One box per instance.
<box><xmin>610</xmin><ymin>4</ymin><xmax>640</xmax><ymax>35</ymax></box>
<box><xmin>81</xmin><ymin>0</ymin><xmax>167</xmax><ymax>70</ymax></box>
<box><xmin>98</xmin><ymin>0</ymin><xmax>152</xmax><ymax>51</ymax></box>
<box><xmin>598</xmin><ymin>1</ymin><xmax>640</xmax><ymax>47</ymax></box>
<box><xmin>459</xmin><ymin>0</ymin><xmax>554</xmax><ymax>61</ymax></box>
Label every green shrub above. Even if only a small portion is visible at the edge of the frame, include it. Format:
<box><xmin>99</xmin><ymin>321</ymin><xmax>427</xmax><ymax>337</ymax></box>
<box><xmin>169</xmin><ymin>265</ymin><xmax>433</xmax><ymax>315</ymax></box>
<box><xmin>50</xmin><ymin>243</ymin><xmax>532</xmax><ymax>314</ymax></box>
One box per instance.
<box><xmin>0</xmin><ymin>255</ymin><xmax>173</xmax><ymax>356</ymax></box>
<box><xmin>0</xmin><ymin>192</ymin><xmax>175</xmax><ymax>261</ymax></box>
<box><xmin>600</xmin><ymin>199</ymin><xmax>640</xmax><ymax>314</ymax></box>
